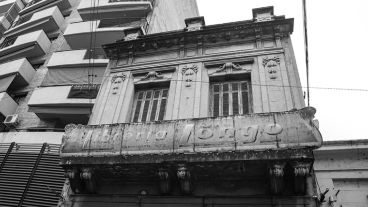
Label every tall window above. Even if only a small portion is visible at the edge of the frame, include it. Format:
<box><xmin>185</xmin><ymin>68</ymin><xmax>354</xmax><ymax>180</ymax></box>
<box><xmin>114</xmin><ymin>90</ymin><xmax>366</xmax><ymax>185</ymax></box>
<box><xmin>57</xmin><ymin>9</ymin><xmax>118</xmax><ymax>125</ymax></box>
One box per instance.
<box><xmin>132</xmin><ymin>88</ymin><xmax>168</xmax><ymax>122</ymax></box>
<box><xmin>211</xmin><ymin>81</ymin><xmax>251</xmax><ymax>116</ymax></box>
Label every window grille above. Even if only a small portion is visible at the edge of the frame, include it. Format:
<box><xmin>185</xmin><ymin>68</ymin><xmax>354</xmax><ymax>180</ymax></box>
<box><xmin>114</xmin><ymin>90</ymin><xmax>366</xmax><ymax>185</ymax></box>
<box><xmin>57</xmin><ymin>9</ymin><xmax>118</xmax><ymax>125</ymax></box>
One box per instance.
<box><xmin>211</xmin><ymin>81</ymin><xmax>251</xmax><ymax>116</ymax></box>
<box><xmin>132</xmin><ymin>88</ymin><xmax>168</xmax><ymax>122</ymax></box>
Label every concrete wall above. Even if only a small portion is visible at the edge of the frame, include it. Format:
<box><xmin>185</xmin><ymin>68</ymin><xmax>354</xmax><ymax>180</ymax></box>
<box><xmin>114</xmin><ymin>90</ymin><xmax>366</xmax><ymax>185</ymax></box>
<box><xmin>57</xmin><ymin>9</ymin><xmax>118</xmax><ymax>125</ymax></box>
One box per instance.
<box><xmin>314</xmin><ymin>140</ymin><xmax>368</xmax><ymax>207</ymax></box>
<box><xmin>148</xmin><ymin>0</ymin><xmax>199</xmax><ymax>34</ymax></box>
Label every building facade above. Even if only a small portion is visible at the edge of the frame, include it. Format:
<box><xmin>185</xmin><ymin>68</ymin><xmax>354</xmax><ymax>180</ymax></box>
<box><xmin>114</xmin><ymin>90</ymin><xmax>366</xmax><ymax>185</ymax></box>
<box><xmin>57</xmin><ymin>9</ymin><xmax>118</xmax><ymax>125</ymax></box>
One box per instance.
<box><xmin>0</xmin><ymin>0</ymin><xmax>198</xmax><ymax>206</ymax></box>
<box><xmin>314</xmin><ymin>139</ymin><xmax>368</xmax><ymax>207</ymax></box>
<box><xmin>60</xmin><ymin>7</ymin><xmax>323</xmax><ymax>206</ymax></box>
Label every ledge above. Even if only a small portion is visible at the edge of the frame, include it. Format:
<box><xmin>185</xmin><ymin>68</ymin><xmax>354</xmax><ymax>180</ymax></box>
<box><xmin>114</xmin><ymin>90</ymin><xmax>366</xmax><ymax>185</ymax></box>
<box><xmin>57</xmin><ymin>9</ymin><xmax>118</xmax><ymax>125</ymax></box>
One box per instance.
<box><xmin>60</xmin><ymin>107</ymin><xmax>322</xmax><ymax>165</ymax></box>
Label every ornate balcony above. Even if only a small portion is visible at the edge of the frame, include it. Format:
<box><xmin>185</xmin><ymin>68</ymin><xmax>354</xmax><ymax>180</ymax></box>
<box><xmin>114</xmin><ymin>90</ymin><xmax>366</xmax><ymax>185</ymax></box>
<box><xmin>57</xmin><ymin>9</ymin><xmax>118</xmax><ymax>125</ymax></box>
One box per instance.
<box><xmin>60</xmin><ymin>108</ymin><xmax>322</xmax><ymax>195</ymax></box>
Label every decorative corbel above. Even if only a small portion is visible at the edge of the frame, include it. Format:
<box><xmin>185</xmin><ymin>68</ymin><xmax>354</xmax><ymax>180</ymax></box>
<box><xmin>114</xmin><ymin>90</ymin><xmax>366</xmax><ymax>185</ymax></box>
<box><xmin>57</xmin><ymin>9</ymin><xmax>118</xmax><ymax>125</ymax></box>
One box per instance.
<box><xmin>177</xmin><ymin>164</ymin><xmax>192</xmax><ymax>194</ymax></box>
<box><xmin>80</xmin><ymin>167</ymin><xmax>97</xmax><ymax>194</ymax></box>
<box><xmin>65</xmin><ymin>168</ymin><xmax>83</xmax><ymax>194</ymax></box>
<box><xmin>157</xmin><ymin>168</ymin><xmax>171</xmax><ymax>194</ymax></box>
<box><xmin>292</xmin><ymin>162</ymin><xmax>311</xmax><ymax>195</ymax></box>
<box><xmin>140</xmin><ymin>71</ymin><xmax>164</xmax><ymax>82</ymax></box>
<box><xmin>268</xmin><ymin>163</ymin><xmax>285</xmax><ymax>195</ymax></box>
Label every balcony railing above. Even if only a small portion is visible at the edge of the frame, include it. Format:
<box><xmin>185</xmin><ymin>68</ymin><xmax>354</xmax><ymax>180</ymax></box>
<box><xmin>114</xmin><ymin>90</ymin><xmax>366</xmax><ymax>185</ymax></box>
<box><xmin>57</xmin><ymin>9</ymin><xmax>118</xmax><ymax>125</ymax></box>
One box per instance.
<box><xmin>0</xmin><ymin>36</ymin><xmax>16</xmax><ymax>49</ymax></box>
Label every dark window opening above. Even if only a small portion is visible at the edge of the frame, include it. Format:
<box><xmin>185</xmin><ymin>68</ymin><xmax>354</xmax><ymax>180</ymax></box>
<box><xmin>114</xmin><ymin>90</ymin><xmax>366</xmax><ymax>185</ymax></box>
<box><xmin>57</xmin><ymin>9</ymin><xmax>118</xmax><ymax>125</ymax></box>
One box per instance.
<box><xmin>211</xmin><ymin>81</ymin><xmax>251</xmax><ymax>117</ymax></box>
<box><xmin>67</xmin><ymin>84</ymin><xmax>100</xmax><ymax>99</ymax></box>
<box><xmin>132</xmin><ymin>87</ymin><xmax>168</xmax><ymax>122</ymax></box>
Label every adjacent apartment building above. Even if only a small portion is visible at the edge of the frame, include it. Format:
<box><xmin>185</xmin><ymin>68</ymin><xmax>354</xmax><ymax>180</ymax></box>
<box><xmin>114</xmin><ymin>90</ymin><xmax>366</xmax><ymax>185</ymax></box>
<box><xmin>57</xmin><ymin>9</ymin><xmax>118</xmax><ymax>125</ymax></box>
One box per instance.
<box><xmin>60</xmin><ymin>6</ymin><xmax>323</xmax><ymax>206</ymax></box>
<box><xmin>0</xmin><ymin>0</ymin><xmax>198</xmax><ymax>206</ymax></box>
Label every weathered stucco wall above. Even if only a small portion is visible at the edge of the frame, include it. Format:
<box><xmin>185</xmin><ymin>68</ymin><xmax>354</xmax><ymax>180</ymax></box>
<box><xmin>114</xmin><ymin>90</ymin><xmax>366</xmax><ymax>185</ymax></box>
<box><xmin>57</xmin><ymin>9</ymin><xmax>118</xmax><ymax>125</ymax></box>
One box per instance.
<box><xmin>314</xmin><ymin>140</ymin><xmax>368</xmax><ymax>207</ymax></box>
<box><xmin>90</xmin><ymin>34</ymin><xmax>305</xmax><ymax>125</ymax></box>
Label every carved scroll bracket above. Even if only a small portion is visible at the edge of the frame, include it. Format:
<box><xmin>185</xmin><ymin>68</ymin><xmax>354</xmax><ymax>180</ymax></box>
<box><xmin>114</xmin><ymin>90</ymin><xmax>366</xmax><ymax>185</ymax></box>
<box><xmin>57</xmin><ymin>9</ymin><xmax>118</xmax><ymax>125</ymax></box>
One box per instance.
<box><xmin>65</xmin><ymin>167</ymin><xmax>97</xmax><ymax>194</ymax></box>
<box><xmin>268</xmin><ymin>163</ymin><xmax>285</xmax><ymax>195</ymax></box>
<box><xmin>177</xmin><ymin>164</ymin><xmax>192</xmax><ymax>194</ymax></box>
<box><xmin>157</xmin><ymin>168</ymin><xmax>171</xmax><ymax>194</ymax></box>
<box><xmin>292</xmin><ymin>162</ymin><xmax>312</xmax><ymax>195</ymax></box>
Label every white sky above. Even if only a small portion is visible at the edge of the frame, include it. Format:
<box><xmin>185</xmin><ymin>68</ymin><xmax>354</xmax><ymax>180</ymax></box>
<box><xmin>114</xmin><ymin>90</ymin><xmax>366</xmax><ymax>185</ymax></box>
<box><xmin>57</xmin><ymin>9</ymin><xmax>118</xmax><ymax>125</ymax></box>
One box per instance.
<box><xmin>197</xmin><ymin>0</ymin><xmax>368</xmax><ymax>141</ymax></box>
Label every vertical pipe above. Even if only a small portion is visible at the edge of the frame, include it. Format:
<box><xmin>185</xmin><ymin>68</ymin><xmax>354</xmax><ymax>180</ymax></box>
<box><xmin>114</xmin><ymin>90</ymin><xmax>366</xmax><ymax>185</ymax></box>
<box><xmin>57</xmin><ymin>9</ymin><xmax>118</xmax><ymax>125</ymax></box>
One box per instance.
<box><xmin>302</xmin><ymin>0</ymin><xmax>310</xmax><ymax>106</ymax></box>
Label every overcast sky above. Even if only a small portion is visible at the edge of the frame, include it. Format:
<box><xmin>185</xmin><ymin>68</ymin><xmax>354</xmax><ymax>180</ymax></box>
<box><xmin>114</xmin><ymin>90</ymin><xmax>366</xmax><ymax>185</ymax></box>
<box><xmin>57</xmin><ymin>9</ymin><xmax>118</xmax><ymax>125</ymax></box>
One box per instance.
<box><xmin>197</xmin><ymin>0</ymin><xmax>368</xmax><ymax>141</ymax></box>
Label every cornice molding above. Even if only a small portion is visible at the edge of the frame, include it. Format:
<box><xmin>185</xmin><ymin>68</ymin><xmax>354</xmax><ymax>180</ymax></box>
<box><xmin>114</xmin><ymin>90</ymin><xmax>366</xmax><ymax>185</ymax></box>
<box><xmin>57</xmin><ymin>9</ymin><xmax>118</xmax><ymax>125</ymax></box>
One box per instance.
<box><xmin>103</xmin><ymin>18</ymin><xmax>294</xmax><ymax>58</ymax></box>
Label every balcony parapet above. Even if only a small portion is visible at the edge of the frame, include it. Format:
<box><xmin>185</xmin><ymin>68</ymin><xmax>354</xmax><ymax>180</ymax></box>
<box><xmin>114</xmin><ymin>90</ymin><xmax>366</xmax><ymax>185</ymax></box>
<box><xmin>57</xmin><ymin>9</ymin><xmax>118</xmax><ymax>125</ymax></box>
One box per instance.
<box><xmin>47</xmin><ymin>49</ymin><xmax>108</xmax><ymax>68</ymax></box>
<box><xmin>0</xmin><ymin>30</ymin><xmax>50</xmax><ymax>64</ymax></box>
<box><xmin>0</xmin><ymin>0</ymin><xmax>25</xmax><ymax>37</ymax></box>
<box><xmin>4</xmin><ymin>6</ymin><xmax>64</xmax><ymax>38</ymax></box>
<box><xmin>60</xmin><ymin>107</ymin><xmax>322</xmax><ymax>164</ymax></box>
<box><xmin>0</xmin><ymin>58</ymin><xmax>35</xmax><ymax>87</ymax></box>
<box><xmin>19</xmin><ymin>0</ymin><xmax>72</xmax><ymax>18</ymax></box>
<box><xmin>77</xmin><ymin>0</ymin><xmax>152</xmax><ymax>21</ymax></box>
<box><xmin>64</xmin><ymin>20</ymin><xmax>144</xmax><ymax>50</ymax></box>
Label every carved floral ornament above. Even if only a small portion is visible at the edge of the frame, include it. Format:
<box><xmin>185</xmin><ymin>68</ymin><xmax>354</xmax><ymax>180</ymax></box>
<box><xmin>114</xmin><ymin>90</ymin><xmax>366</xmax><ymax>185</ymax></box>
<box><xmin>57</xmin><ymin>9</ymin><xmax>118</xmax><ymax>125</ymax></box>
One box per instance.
<box><xmin>139</xmin><ymin>71</ymin><xmax>164</xmax><ymax>82</ymax></box>
<box><xmin>262</xmin><ymin>56</ymin><xmax>280</xmax><ymax>80</ymax></box>
<box><xmin>111</xmin><ymin>73</ymin><xmax>126</xmax><ymax>95</ymax></box>
<box><xmin>181</xmin><ymin>64</ymin><xmax>198</xmax><ymax>87</ymax></box>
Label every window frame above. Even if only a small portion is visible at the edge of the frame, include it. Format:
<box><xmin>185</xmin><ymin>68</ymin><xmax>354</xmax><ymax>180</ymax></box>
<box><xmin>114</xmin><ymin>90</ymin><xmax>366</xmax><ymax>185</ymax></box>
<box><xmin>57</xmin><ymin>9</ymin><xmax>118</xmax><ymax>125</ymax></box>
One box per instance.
<box><xmin>210</xmin><ymin>80</ymin><xmax>252</xmax><ymax>117</ymax></box>
<box><xmin>131</xmin><ymin>87</ymin><xmax>169</xmax><ymax>123</ymax></box>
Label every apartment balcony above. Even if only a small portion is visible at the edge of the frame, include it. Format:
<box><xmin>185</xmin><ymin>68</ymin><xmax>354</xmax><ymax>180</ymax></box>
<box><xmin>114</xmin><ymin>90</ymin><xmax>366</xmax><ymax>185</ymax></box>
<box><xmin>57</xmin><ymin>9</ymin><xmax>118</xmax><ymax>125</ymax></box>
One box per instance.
<box><xmin>60</xmin><ymin>107</ymin><xmax>322</xmax><ymax>194</ymax></box>
<box><xmin>0</xmin><ymin>0</ymin><xmax>25</xmax><ymax>37</ymax></box>
<box><xmin>64</xmin><ymin>20</ymin><xmax>144</xmax><ymax>50</ymax></box>
<box><xmin>0</xmin><ymin>30</ymin><xmax>51</xmax><ymax>64</ymax></box>
<box><xmin>77</xmin><ymin>0</ymin><xmax>152</xmax><ymax>21</ymax></box>
<box><xmin>47</xmin><ymin>49</ymin><xmax>108</xmax><ymax>68</ymax></box>
<box><xmin>28</xmin><ymin>85</ymin><xmax>96</xmax><ymax>125</ymax></box>
<box><xmin>4</xmin><ymin>6</ymin><xmax>64</xmax><ymax>38</ymax></box>
<box><xmin>0</xmin><ymin>58</ymin><xmax>35</xmax><ymax>89</ymax></box>
<box><xmin>19</xmin><ymin>0</ymin><xmax>71</xmax><ymax>18</ymax></box>
<box><xmin>0</xmin><ymin>92</ymin><xmax>17</xmax><ymax>118</ymax></box>
<box><xmin>42</xmin><ymin>49</ymin><xmax>108</xmax><ymax>86</ymax></box>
